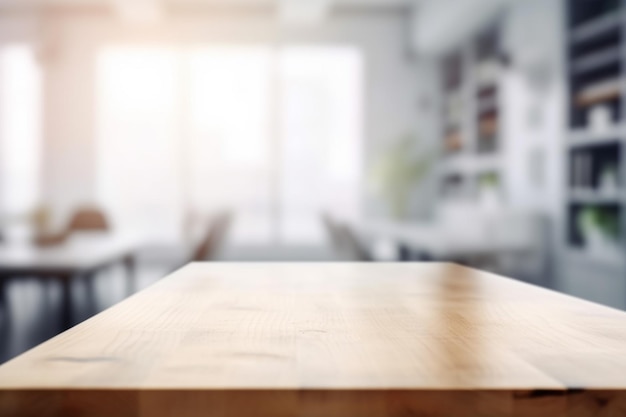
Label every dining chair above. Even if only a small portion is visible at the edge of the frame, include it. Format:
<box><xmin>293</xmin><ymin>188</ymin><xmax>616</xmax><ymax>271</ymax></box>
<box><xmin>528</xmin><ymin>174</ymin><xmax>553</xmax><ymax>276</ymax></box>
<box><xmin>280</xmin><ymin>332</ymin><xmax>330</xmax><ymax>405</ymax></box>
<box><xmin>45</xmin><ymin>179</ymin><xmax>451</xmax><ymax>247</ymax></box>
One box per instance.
<box><xmin>338</xmin><ymin>224</ymin><xmax>373</xmax><ymax>261</ymax></box>
<box><xmin>321</xmin><ymin>213</ymin><xmax>345</xmax><ymax>258</ymax></box>
<box><xmin>65</xmin><ymin>207</ymin><xmax>111</xmax><ymax>233</ymax></box>
<box><xmin>34</xmin><ymin>207</ymin><xmax>110</xmax><ymax>247</ymax></box>
<box><xmin>190</xmin><ymin>212</ymin><xmax>232</xmax><ymax>262</ymax></box>
<box><xmin>321</xmin><ymin>213</ymin><xmax>372</xmax><ymax>261</ymax></box>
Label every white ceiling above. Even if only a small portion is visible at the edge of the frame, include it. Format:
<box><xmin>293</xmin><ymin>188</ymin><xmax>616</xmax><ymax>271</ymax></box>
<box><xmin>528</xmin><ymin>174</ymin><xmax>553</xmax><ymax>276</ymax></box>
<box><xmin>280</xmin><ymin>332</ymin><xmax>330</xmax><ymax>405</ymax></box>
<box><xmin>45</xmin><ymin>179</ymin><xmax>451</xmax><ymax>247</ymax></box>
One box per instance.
<box><xmin>0</xmin><ymin>0</ymin><xmax>415</xmax><ymax>8</ymax></box>
<box><xmin>413</xmin><ymin>0</ymin><xmax>513</xmax><ymax>55</ymax></box>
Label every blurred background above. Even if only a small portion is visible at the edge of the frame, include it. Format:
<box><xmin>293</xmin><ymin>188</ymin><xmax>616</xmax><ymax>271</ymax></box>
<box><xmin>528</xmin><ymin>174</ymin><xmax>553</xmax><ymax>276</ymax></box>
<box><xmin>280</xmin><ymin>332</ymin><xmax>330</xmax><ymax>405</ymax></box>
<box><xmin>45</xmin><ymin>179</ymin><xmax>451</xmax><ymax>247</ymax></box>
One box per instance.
<box><xmin>0</xmin><ymin>0</ymin><xmax>624</xmax><ymax>362</ymax></box>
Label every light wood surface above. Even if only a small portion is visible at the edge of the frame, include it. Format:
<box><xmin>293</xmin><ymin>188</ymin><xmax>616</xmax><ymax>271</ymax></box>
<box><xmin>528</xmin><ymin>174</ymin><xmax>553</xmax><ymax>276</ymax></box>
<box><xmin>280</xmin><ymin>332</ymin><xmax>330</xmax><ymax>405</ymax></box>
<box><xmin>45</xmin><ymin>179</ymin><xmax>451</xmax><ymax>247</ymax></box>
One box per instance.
<box><xmin>2</xmin><ymin>262</ymin><xmax>626</xmax><ymax>416</ymax></box>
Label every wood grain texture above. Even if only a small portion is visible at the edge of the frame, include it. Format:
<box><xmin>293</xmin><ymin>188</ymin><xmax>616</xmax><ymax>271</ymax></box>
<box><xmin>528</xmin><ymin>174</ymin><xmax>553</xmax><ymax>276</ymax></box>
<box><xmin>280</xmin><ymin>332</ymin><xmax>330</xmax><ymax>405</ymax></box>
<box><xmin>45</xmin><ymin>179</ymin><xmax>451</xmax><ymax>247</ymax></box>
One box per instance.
<box><xmin>2</xmin><ymin>262</ymin><xmax>626</xmax><ymax>416</ymax></box>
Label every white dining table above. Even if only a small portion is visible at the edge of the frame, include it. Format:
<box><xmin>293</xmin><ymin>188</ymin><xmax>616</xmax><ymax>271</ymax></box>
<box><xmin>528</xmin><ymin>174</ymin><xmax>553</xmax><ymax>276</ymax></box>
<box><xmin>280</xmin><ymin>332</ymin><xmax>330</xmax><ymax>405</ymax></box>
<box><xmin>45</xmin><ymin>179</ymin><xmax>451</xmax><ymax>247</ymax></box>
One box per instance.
<box><xmin>0</xmin><ymin>232</ymin><xmax>145</xmax><ymax>327</ymax></box>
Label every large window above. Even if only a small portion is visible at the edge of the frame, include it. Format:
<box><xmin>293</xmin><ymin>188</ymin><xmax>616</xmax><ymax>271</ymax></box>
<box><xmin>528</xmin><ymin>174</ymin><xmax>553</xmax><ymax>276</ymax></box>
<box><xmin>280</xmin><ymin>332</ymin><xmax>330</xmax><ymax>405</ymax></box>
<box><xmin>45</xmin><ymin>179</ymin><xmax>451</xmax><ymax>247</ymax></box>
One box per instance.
<box><xmin>0</xmin><ymin>45</ymin><xmax>41</xmax><ymax>219</ymax></box>
<box><xmin>279</xmin><ymin>47</ymin><xmax>363</xmax><ymax>243</ymax></box>
<box><xmin>187</xmin><ymin>47</ymin><xmax>274</xmax><ymax>244</ymax></box>
<box><xmin>97</xmin><ymin>48</ymin><xmax>182</xmax><ymax>242</ymax></box>
<box><xmin>97</xmin><ymin>45</ymin><xmax>363</xmax><ymax>246</ymax></box>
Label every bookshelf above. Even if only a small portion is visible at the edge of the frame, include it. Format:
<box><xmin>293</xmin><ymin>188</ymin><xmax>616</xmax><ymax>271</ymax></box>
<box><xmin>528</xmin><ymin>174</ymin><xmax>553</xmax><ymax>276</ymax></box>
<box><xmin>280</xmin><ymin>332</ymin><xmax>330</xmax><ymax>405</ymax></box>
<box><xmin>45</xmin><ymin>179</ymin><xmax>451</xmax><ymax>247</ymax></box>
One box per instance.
<box><xmin>441</xmin><ymin>51</ymin><xmax>464</xmax><ymax>156</ymax></box>
<box><xmin>475</xmin><ymin>25</ymin><xmax>501</xmax><ymax>155</ymax></box>
<box><xmin>562</xmin><ymin>0</ymin><xmax>626</xmax><ymax>304</ymax></box>
<box><xmin>439</xmin><ymin>23</ymin><xmax>504</xmax><ymax>201</ymax></box>
<box><xmin>440</xmin><ymin>50</ymin><xmax>466</xmax><ymax>199</ymax></box>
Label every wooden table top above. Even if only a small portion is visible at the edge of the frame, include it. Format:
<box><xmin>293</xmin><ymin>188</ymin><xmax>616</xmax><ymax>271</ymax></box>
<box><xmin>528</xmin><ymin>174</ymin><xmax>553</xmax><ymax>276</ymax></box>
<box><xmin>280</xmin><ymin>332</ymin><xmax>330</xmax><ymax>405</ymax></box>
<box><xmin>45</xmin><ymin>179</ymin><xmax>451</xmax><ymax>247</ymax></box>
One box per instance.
<box><xmin>2</xmin><ymin>262</ymin><xmax>626</xmax><ymax>416</ymax></box>
<box><xmin>0</xmin><ymin>233</ymin><xmax>141</xmax><ymax>275</ymax></box>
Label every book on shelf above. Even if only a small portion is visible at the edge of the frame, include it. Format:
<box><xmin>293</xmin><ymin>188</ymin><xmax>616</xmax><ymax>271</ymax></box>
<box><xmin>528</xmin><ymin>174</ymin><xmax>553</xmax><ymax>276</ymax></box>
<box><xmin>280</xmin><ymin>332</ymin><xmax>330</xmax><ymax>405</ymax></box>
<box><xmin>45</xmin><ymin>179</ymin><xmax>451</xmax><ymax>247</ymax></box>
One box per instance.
<box><xmin>479</xmin><ymin>114</ymin><xmax>498</xmax><ymax>137</ymax></box>
<box><xmin>444</xmin><ymin>131</ymin><xmax>462</xmax><ymax>152</ymax></box>
<box><xmin>575</xmin><ymin>77</ymin><xmax>623</xmax><ymax>108</ymax></box>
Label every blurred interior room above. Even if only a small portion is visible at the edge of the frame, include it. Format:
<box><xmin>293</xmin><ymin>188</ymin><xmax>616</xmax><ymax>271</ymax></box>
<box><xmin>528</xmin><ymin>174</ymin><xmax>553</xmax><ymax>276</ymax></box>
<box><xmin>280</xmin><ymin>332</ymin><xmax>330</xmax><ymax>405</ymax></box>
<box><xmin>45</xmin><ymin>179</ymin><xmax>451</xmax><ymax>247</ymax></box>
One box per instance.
<box><xmin>0</xmin><ymin>0</ymin><xmax>625</xmax><ymax>365</ymax></box>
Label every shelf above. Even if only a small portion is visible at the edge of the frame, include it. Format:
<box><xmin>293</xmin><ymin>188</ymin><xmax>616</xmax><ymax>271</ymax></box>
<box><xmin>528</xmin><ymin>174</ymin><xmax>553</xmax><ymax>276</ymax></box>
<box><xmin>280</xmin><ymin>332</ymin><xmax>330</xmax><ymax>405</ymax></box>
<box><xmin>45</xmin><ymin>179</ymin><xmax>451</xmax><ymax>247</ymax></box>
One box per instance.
<box><xmin>570</xmin><ymin>12</ymin><xmax>622</xmax><ymax>44</ymax></box>
<box><xmin>569</xmin><ymin>126</ymin><xmax>626</xmax><ymax>146</ymax></box>
<box><xmin>473</xmin><ymin>154</ymin><xmax>500</xmax><ymax>171</ymax></box>
<box><xmin>441</xmin><ymin>154</ymin><xmax>471</xmax><ymax>170</ymax></box>
<box><xmin>569</xmin><ymin>188</ymin><xmax>623</xmax><ymax>203</ymax></box>
<box><xmin>440</xmin><ymin>154</ymin><xmax>500</xmax><ymax>174</ymax></box>
<box><xmin>444</xmin><ymin>123</ymin><xmax>461</xmax><ymax>134</ymax></box>
<box><xmin>565</xmin><ymin>1</ymin><xmax>626</xmax><ymax>275</ymax></box>
<box><xmin>571</xmin><ymin>45</ymin><xmax>621</xmax><ymax>75</ymax></box>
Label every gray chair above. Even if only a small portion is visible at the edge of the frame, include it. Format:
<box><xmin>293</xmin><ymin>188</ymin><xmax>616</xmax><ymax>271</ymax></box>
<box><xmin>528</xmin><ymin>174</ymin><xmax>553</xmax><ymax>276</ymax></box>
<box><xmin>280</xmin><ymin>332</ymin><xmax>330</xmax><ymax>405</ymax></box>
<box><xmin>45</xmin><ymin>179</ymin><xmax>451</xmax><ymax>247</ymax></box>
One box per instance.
<box><xmin>66</xmin><ymin>208</ymin><xmax>110</xmax><ymax>233</ymax></box>
<box><xmin>322</xmin><ymin>213</ymin><xmax>372</xmax><ymax>261</ymax></box>
<box><xmin>190</xmin><ymin>212</ymin><xmax>232</xmax><ymax>262</ymax></box>
<box><xmin>337</xmin><ymin>224</ymin><xmax>373</xmax><ymax>262</ymax></box>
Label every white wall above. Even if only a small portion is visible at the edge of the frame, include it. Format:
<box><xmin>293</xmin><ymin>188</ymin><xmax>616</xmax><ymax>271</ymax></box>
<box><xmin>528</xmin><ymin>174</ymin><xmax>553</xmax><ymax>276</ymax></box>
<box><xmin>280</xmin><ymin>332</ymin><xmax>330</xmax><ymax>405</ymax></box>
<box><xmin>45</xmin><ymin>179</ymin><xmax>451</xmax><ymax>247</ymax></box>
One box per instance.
<box><xmin>0</xmin><ymin>15</ymin><xmax>39</xmax><ymax>44</ymax></box>
<box><xmin>0</xmin><ymin>10</ymin><xmax>418</xmax><ymax>227</ymax></box>
<box><xmin>500</xmin><ymin>0</ymin><xmax>566</xmax><ymax>283</ymax></box>
<box><xmin>501</xmin><ymin>0</ymin><xmax>565</xmax><ymax>213</ymax></box>
<box><xmin>411</xmin><ymin>0</ymin><xmax>511</xmax><ymax>57</ymax></box>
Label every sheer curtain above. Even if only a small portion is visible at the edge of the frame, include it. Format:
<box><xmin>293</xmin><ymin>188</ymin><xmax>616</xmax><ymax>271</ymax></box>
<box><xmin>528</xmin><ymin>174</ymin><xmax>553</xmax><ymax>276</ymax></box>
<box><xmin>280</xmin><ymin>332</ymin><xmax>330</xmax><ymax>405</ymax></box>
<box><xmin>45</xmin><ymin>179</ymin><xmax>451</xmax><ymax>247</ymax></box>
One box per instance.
<box><xmin>0</xmin><ymin>45</ymin><xmax>41</xmax><ymax>239</ymax></box>
<box><xmin>279</xmin><ymin>46</ymin><xmax>363</xmax><ymax>244</ymax></box>
<box><xmin>187</xmin><ymin>47</ymin><xmax>274</xmax><ymax>244</ymax></box>
<box><xmin>96</xmin><ymin>47</ymin><xmax>183</xmax><ymax>243</ymax></box>
<box><xmin>96</xmin><ymin>45</ymin><xmax>363</xmax><ymax>247</ymax></box>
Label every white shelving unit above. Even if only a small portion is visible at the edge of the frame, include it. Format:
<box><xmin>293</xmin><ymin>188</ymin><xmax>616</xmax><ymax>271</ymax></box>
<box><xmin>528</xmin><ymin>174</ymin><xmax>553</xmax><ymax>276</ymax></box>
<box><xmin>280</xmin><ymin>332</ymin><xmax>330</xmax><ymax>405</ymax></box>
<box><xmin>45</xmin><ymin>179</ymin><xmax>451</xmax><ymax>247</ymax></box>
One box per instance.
<box><xmin>438</xmin><ymin>22</ymin><xmax>505</xmax><ymax>202</ymax></box>
<box><xmin>561</xmin><ymin>0</ymin><xmax>626</xmax><ymax>309</ymax></box>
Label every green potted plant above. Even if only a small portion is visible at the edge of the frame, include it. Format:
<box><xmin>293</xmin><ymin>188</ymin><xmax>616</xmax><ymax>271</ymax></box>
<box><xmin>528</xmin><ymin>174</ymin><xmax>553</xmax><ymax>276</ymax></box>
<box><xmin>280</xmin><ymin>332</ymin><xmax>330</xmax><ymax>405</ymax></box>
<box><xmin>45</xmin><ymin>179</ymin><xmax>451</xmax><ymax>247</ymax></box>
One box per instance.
<box><xmin>478</xmin><ymin>172</ymin><xmax>500</xmax><ymax>207</ymax></box>
<box><xmin>577</xmin><ymin>206</ymin><xmax>620</xmax><ymax>257</ymax></box>
<box><xmin>370</xmin><ymin>134</ymin><xmax>431</xmax><ymax>220</ymax></box>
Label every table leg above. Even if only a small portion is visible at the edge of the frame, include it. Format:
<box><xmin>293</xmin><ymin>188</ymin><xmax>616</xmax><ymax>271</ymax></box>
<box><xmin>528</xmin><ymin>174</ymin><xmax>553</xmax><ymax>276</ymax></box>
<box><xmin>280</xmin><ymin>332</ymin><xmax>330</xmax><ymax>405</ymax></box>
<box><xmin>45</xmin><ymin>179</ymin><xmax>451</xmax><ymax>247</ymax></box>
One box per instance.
<box><xmin>84</xmin><ymin>269</ymin><xmax>98</xmax><ymax>316</ymax></box>
<box><xmin>124</xmin><ymin>254</ymin><xmax>137</xmax><ymax>296</ymax></box>
<box><xmin>0</xmin><ymin>278</ymin><xmax>11</xmax><ymax>322</ymax></box>
<box><xmin>59</xmin><ymin>274</ymin><xmax>73</xmax><ymax>330</ymax></box>
<box><xmin>0</xmin><ymin>278</ymin><xmax>7</xmax><ymax>312</ymax></box>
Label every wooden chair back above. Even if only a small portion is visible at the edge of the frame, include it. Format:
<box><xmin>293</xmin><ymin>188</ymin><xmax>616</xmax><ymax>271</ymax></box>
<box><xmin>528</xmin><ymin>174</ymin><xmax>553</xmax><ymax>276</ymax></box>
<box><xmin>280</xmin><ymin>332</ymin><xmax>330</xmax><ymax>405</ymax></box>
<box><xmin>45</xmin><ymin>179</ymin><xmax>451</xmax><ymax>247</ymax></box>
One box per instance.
<box><xmin>66</xmin><ymin>208</ymin><xmax>110</xmax><ymax>233</ymax></box>
<box><xmin>190</xmin><ymin>212</ymin><xmax>232</xmax><ymax>262</ymax></box>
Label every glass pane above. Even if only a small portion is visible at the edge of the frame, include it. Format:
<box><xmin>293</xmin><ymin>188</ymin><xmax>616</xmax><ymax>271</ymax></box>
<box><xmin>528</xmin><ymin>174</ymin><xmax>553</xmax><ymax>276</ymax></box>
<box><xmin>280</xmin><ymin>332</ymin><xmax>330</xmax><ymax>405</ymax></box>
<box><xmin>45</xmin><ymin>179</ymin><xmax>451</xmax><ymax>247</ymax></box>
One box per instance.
<box><xmin>96</xmin><ymin>47</ymin><xmax>182</xmax><ymax>242</ymax></box>
<box><xmin>187</xmin><ymin>46</ymin><xmax>273</xmax><ymax>245</ymax></box>
<box><xmin>279</xmin><ymin>46</ymin><xmax>363</xmax><ymax>244</ymax></box>
<box><xmin>0</xmin><ymin>45</ymin><xmax>41</xmax><ymax>216</ymax></box>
